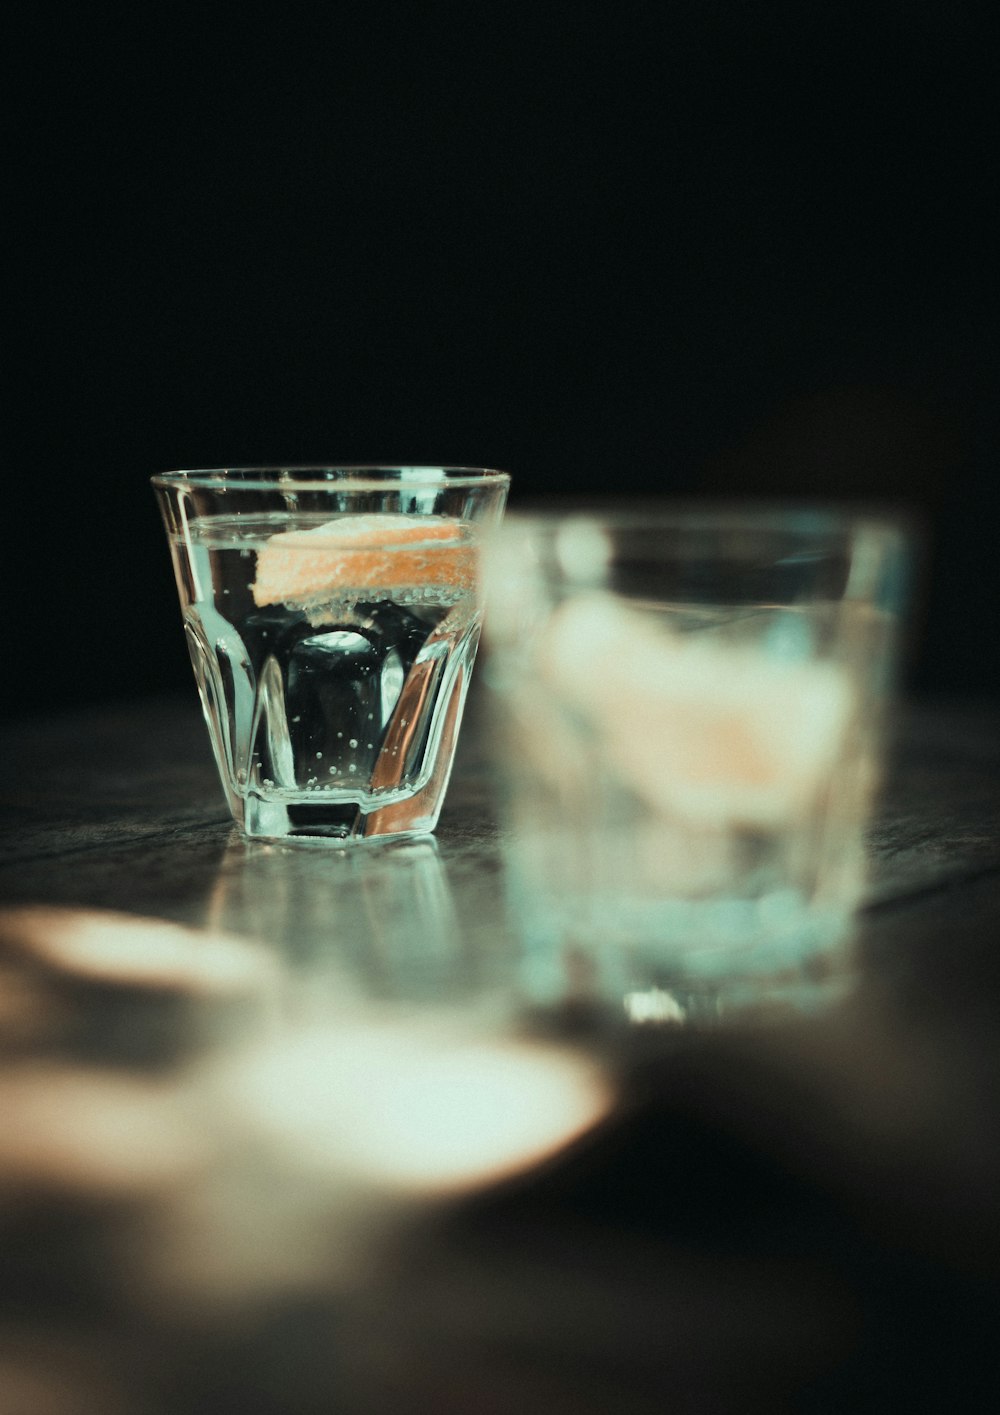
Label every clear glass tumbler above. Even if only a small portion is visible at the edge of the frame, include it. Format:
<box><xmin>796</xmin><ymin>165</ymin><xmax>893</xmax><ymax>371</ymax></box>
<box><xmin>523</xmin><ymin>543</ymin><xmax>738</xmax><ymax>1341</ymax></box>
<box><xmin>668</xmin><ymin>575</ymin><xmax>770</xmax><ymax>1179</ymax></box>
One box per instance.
<box><xmin>484</xmin><ymin>508</ymin><xmax>910</xmax><ymax>1020</ymax></box>
<box><xmin>153</xmin><ymin>467</ymin><xmax>509</xmax><ymax>843</ymax></box>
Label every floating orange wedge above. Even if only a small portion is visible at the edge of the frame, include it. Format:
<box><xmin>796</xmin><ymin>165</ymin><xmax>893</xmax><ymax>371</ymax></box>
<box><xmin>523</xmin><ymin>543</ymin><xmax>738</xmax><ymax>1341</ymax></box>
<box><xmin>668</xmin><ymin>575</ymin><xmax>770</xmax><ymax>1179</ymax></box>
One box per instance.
<box><xmin>539</xmin><ymin>594</ymin><xmax>855</xmax><ymax>828</ymax></box>
<box><xmin>252</xmin><ymin>514</ymin><xmax>475</xmax><ymax>606</ymax></box>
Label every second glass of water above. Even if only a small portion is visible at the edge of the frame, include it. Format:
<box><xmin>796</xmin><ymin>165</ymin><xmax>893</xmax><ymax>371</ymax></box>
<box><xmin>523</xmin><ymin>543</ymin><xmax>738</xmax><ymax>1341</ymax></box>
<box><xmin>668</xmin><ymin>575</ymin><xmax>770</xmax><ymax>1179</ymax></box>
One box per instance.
<box><xmin>484</xmin><ymin>508</ymin><xmax>909</xmax><ymax>1020</ymax></box>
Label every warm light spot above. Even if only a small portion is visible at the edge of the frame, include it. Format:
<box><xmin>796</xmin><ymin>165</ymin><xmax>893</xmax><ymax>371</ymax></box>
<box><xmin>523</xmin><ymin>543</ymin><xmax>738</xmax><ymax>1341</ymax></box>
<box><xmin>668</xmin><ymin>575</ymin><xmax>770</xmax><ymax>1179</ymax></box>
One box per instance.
<box><xmin>0</xmin><ymin>1066</ymin><xmax>201</xmax><ymax>1195</ymax></box>
<box><xmin>0</xmin><ymin>907</ymin><xmax>277</xmax><ymax>994</ymax></box>
<box><xmin>225</xmin><ymin>1023</ymin><xmax>612</xmax><ymax>1194</ymax></box>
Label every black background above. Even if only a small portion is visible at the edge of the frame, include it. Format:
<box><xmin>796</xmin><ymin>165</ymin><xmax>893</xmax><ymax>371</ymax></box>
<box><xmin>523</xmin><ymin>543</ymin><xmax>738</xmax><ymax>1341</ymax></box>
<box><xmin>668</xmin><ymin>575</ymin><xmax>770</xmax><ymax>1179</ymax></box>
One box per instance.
<box><xmin>7</xmin><ymin>3</ymin><xmax>999</xmax><ymax>717</ymax></box>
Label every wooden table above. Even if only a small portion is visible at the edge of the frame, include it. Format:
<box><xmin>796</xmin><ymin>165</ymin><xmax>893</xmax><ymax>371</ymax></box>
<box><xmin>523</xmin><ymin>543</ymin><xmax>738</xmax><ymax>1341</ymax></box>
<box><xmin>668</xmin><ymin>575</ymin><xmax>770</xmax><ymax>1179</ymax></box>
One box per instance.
<box><xmin>1</xmin><ymin>692</ymin><xmax>998</xmax><ymax>1413</ymax></box>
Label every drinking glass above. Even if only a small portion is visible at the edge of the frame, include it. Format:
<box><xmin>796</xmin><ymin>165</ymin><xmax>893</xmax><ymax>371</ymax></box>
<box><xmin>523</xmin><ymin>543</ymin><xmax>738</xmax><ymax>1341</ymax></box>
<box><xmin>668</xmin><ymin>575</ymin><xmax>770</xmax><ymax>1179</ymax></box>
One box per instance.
<box><xmin>484</xmin><ymin>507</ymin><xmax>910</xmax><ymax>1020</ymax></box>
<box><xmin>153</xmin><ymin>467</ymin><xmax>509</xmax><ymax>843</ymax></box>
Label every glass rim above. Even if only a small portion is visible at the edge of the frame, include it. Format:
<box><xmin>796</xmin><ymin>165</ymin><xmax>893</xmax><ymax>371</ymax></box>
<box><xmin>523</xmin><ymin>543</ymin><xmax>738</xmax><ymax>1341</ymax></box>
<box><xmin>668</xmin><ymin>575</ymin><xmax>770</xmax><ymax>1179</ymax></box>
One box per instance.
<box><xmin>151</xmin><ymin>465</ymin><xmax>511</xmax><ymax>493</ymax></box>
<box><xmin>497</xmin><ymin>500</ymin><xmax>913</xmax><ymax>543</ymax></box>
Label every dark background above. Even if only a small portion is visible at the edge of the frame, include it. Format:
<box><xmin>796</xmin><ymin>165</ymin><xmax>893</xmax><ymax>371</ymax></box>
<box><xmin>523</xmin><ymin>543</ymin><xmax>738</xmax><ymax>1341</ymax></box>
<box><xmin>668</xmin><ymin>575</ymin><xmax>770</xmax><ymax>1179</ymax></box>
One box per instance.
<box><xmin>7</xmin><ymin>3</ymin><xmax>999</xmax><ymax>718</ymax></box>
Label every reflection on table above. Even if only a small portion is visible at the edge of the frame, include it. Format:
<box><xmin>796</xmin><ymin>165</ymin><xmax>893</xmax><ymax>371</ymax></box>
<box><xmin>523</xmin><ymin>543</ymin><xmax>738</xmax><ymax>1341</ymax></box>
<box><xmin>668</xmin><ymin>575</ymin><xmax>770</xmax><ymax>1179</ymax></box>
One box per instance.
<box><xmin>1</xmin><ymin>696</ymin><xmax>999</xmax><ymax>1412</ymax></box>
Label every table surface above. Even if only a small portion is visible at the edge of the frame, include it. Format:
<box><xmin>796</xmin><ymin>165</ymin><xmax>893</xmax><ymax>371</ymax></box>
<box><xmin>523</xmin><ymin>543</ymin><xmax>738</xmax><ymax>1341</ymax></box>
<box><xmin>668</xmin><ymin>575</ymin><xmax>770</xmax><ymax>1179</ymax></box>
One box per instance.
<box><xmin>1</xmin><ymin>690</ymin><xmax>999</xmax><ymax>1414</ymax></box>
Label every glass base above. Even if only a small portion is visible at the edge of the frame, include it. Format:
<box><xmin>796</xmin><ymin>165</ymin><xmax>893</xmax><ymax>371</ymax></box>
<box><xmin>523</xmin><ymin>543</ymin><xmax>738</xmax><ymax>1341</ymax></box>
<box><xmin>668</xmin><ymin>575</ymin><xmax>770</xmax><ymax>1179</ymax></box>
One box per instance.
<box><xmin>236</xmin><ymin>784</ymin><xmax>447</xmax><ymax>844</ymax></box>
<box><xmin>510</xmin><ymin>878</ymin><xmax>858</xmax><ymax>1027</ymax></box>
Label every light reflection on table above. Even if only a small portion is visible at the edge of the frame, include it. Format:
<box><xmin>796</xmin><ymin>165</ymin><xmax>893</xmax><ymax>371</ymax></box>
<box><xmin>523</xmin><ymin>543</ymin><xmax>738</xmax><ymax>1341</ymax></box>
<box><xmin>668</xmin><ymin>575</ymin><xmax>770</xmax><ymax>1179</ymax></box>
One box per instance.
<box><xmin>1</xmin><ymin>696</ymin><xmax>999</xmax><ymax>1411</ymax></box>
<box><xmin>0</xmin><ymin>900</ymin><xmax>613</xmax><ymax>1325</ymax></box>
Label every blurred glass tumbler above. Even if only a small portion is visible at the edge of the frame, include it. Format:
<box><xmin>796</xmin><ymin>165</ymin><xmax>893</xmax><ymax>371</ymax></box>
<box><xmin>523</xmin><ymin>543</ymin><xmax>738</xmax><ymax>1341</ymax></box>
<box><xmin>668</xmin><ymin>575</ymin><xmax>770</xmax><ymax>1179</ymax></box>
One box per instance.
<box><xmin>484</xmin><ymin>510</ymin><xmax>910</xmax><ymax>1018</ymax></box>
<box><xmin>154</xmin><ymin>468</ymin><xmax>509</xmax><ymax>843</ymax></box>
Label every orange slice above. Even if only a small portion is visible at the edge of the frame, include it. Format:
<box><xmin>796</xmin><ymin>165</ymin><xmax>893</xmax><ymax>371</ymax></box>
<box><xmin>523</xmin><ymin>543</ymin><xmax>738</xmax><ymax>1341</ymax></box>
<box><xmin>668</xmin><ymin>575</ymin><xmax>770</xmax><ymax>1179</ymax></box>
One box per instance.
<box><xmin>539</xmin><ymin>594</ymin><xmax>854</xmax><ymax>828</ymax></box>
<box><xmin>252</xmin><ymin>514</ymin><xmax>475</xmax><ymax>606</ymax></box>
